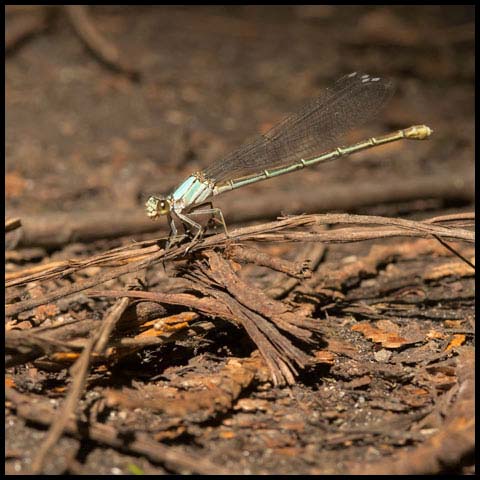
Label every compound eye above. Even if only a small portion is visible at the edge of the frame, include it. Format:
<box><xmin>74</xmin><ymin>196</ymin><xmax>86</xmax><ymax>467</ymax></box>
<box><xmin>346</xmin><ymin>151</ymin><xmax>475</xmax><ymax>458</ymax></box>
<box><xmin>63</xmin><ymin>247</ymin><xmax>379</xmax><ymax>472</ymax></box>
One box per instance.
<box><xmin>158</xmin><ymin>199</ymin><xmax>170</xmax><ymax>215</ymax></box>
<box><xmin>145</xmin><ymin>196</ymin><xmax>164</xmax><ymax>218</ymax></box>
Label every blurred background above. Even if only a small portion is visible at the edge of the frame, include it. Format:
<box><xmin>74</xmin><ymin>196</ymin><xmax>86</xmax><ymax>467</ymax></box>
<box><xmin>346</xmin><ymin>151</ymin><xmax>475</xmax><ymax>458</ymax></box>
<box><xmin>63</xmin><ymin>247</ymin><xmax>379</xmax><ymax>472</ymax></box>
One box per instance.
<box><xmin>5</xmin><ymin>5</ymin><xmax>474</xmax><ymax>245</ymax></box>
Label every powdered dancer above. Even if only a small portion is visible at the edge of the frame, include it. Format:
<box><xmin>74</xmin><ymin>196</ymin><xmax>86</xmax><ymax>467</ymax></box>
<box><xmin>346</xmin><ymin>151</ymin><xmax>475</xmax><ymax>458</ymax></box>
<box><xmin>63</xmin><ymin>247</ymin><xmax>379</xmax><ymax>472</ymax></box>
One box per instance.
<box><xmin>146</xmin><ymin>72</ymin><xmax>432</xmax><ymax>245</ymax></box>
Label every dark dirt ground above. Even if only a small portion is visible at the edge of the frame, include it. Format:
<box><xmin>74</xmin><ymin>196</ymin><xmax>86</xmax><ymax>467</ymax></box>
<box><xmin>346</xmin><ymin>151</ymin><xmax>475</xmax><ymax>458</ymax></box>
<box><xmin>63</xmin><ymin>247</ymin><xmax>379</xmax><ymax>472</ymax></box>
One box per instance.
<box><xmin>5</xmin><ymin>5</ymin><xmax>475</xmax><ymax>475</ymax></box>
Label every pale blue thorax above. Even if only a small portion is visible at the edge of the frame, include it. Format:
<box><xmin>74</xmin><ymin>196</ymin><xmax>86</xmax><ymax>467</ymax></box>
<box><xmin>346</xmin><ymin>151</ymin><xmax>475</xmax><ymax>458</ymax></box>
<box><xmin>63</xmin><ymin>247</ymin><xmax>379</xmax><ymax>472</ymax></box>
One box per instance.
<box><xmin>171</xmin><ymin>175</ymin><xmax>214</xmax><ymax>213</ymax></box>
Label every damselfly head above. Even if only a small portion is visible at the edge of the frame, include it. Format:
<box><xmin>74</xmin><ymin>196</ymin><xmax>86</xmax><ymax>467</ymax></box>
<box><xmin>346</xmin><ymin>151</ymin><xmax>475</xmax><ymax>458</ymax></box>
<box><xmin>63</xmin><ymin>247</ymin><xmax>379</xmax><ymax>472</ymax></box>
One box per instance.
<box><xmin>145</xmin><ymin>196</ymin><xmax>170</xmax><ymax>219</ymax></box>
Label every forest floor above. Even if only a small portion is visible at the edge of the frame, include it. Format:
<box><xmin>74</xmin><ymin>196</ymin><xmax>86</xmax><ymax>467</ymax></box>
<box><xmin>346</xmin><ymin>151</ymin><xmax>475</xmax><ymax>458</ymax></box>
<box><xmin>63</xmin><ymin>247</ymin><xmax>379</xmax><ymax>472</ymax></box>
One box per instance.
<box><xmin>5</xmin><ymin>6</ymin><xmax>474</xmax><ymax>474</ymax></box>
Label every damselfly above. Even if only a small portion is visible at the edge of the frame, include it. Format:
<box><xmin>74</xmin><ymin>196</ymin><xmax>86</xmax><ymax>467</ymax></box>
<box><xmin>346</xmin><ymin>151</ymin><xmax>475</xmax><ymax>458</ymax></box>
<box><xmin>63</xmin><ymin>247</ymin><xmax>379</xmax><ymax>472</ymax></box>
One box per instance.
<box><xmin>146</xmin><ymin>72</ymin><xmax>432</xmax><ymax>245</ymax></box>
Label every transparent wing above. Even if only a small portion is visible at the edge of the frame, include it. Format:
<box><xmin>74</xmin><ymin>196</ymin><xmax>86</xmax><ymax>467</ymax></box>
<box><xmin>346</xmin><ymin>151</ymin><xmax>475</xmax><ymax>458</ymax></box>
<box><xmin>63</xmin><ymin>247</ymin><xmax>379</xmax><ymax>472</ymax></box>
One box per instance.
<box><xmin>204</xmin><ymin>72</ymin><xmax>394</xmax><ymax>183</ymax></box>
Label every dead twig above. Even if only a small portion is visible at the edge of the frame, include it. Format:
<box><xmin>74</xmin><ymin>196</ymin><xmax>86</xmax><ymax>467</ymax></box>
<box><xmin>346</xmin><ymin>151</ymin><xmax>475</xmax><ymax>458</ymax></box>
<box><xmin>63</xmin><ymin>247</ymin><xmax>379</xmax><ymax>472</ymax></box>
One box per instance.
<box><xmin>424</xmin><ymin>212</ymin><xmax>475</xmax><ymax>225</ymax></box>
<box><xmin>64</xmin><ymin>5</ymin><xmax>140</xmax><ymax>79</ymax></box>
<box><xmin>10</xmin><ymin>210</ymin><xmax>158</xmax><ymax>250</ymax></box>
<box><xmin>5</xmin><ymin>10</ymin><xmax>50</xmax><ymax>53</ymax></box>
<box><xmin>7</xmin><ymin>212</ymin><xmax>474</xmax><ymax>291</ymax></box>
<box><xmin>5</xmin><ymin>218</ymin><xmax>22</xmax><ymax>233</ymax></box>
<box><xmin>6</xmin><ymin>387</ymin><xmax>229</xmax><ymax>475</ymax></box>
<box><xmin>5</xmin><ymin>241</ymin><xmax>159</xmax><ymax>289</ymax></box>
<box><xmin>6</xmin><ymin>329</ymin><xmax>81</xmax><ymax>355</ymax></box>
<box><xmin>5</xmin><ymin>212</ymin><xmax>474</xmax><ymax>318</ymax></box>
<box><xmin>225</xmin><ymin>244</ymin><xmax>311</xmax><ymax>278</ymax></box>
<box><xmin>6</xmin><ymin>6</ymin><xmax>140</xmax><ymax>78</ymax></box>
<box><xmin>431</xmin><ymin>234</ymin><xmax>475</xmax><ymax>270</ymax></box>
<box><xmin>267</xmin><ymin>239</ymin><xmax>326</xmax><ymax>299</ymax></box>
<box><xmin>29</xmin><ymin>296</ymin><xmax>131</xmax><ymax>474</ymax></box>
<box><xmin>29</xmin><ymin>333</ymin><xmax>95</xmax><ymax>474</ymax></box>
